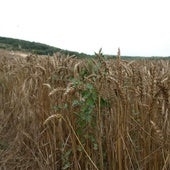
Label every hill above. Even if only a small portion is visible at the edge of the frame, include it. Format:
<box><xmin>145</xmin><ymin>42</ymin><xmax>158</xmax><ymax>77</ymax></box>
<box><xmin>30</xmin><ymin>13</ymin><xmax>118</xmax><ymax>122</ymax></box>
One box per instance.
<box><xmin>0</xmin><ymin>36</ymin><xmax>169</xmax><ymax>59</ymax></box>
<box><xmin>0</xmin><ymin>36</ymin><xmax>91</xmax><ymax>57</ymax></box>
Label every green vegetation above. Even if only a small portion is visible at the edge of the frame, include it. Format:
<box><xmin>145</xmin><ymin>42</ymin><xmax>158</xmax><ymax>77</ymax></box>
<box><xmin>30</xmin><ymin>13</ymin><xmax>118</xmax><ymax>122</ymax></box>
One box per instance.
<box><xmin>0</xmin><ymin>36</ymin><xmax>170</xmax><ymax>59</ymax></box>
<box><xmin>0</xmin><ymin>36</ymin><xmax>92</xmax><ymax>57</ymax></box>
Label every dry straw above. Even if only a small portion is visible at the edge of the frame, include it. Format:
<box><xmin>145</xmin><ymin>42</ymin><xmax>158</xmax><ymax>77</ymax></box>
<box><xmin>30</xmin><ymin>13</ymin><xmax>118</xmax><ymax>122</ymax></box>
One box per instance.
<box><xmin>0</xmin><ymin>50</ymin><xmax>169</xmax><ymax>169</ymax></box>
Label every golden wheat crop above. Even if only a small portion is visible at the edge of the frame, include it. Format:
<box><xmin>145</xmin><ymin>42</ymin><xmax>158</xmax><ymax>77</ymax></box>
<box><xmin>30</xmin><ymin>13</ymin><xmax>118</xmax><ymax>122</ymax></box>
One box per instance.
<box><xmin>0</xmin><ymin>51</ymin><xmax>169</xmax><ymax>170</ymax></box>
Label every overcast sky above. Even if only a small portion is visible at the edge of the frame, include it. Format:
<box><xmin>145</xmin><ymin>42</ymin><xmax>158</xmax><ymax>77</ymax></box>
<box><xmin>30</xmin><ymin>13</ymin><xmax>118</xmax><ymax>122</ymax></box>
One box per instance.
<box><xmin>1</xmin><ymin>0</ymin><xmax>170</xmax><ymax>56</ymax></box>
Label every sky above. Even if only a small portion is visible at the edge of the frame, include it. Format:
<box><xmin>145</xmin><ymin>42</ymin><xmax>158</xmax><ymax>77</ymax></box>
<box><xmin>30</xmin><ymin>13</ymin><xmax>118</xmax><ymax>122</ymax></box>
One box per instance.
<box><xmin>0</xmin><ymin>0</ymin><xmax>170</xmax><ymax>56</ymax></box>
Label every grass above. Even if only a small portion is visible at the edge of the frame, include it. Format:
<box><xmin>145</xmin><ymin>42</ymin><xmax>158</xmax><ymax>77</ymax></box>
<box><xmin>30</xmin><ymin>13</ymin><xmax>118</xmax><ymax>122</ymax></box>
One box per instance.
<box><xmin>0</xmin><ymin>50</ymin><xmax>169</xmax><ymax>169</ymax></box>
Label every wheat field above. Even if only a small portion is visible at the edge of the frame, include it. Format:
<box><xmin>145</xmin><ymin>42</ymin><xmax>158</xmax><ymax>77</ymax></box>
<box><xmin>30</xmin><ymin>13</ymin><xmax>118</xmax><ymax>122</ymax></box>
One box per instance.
<box><xmin>0</xmin><ymin>51</ymin><xmax>169</xmax><ymax>170</ymax></box>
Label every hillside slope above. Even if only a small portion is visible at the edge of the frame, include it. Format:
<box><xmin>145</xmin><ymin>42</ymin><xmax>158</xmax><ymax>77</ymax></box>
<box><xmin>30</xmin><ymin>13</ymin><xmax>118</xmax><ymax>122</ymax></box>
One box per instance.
<box><xmin>0</xmin><ymin>36</ymin><xmax>169</xmax><ymax>59</ymax></box>
<box><xmin>0</xmin><ymin>36</ymin><xmax>91</xmax><ymax>57</ymax></box>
